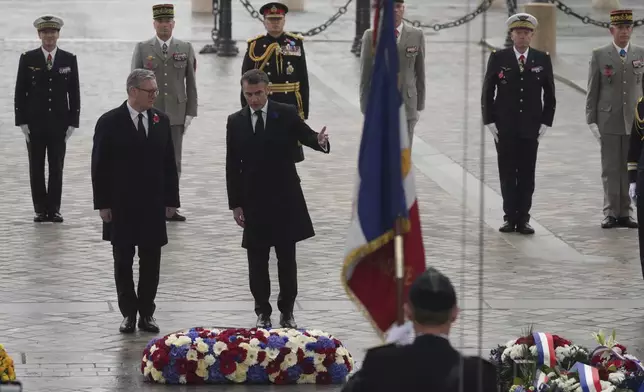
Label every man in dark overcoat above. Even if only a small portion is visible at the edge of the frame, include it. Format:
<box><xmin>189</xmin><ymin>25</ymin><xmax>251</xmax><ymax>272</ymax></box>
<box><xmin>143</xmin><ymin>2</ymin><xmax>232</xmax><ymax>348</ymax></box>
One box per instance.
<box><xmin>14</xmin><ymin>15</ymin><xmax>80</xmax><ymax>222</ymax></box>
<box><xmin>226</xmin><ymin>69</ymin><xmax>329</xmax><ymax>329</ymax></box>
<box><xmin>91</xmin><ymin>68</ymin><xmax>180</xmax><ymax>334</ymax></box>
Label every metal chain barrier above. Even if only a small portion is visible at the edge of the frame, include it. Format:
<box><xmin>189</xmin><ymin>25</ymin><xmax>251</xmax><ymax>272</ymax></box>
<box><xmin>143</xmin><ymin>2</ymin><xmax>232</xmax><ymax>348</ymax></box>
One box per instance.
<box><xmin>211</xmin><ymin>0</ymin><xmax>220</xmax><ymax>43</ymax></box>
<box><xmin>548</xmin><ymin>0</ymin><xmax>644</xmax><ymax>28</ymax></box>
<box><xmin>238</xmin><ymin>0</ymin><xmax>353</xmax><ymax>37</ymax></box>
<box><xmin>403</xmin><ymin>0</ymin><xmax>494</xmax><ymax>32</ymax></box>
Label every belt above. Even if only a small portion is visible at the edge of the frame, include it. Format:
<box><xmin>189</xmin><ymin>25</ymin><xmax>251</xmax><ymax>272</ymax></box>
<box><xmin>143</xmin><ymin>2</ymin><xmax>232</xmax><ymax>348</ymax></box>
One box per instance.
<box><xmin>269</xmin><ymin>82</ymin><xmax>304</xmax><ymax>119</ymax></box>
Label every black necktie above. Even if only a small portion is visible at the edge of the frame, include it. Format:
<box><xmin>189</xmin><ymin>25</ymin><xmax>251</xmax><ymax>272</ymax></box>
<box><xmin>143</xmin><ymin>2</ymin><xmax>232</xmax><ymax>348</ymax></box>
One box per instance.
<box><xmin>137</xmin><ymin>113</ymin><xmax>146</xmax><ymax>136</ymax></box>
<box><xmin>254</xmin><ymin>110</ymin><xmax>264</xmax><ymax>134</ymax></box>
<box><xmin>162</xmin><ymin>43</ymin><xmax>168</xmax><ymax>57</ymax></box>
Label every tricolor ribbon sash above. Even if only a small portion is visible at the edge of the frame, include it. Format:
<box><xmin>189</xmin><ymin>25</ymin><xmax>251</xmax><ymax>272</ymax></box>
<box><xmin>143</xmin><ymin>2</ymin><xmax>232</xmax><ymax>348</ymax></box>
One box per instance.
<box><xmin>591</xmin><ymin>345</ymin><xmax>644</xmax><ymax>373</ymax></box>
<box><xmin>533</xmin><ymin>332</ymin><xmax>556</xmax><ymax>368</ymax></box>
<box><xmin>534</xmin><ymin>369</ymin><xmax>549</xmax><ymax>390</ymax></box>
<box><xmin>569</xmin><ymin>362</ymin><xmax>603</xmax><ymax>392</ymax></box>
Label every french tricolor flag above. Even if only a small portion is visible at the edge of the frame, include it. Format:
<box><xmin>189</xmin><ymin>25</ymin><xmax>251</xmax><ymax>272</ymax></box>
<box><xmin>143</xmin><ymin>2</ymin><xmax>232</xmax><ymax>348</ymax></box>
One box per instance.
<box><xmin>533</xmin><ymin>332</ymin><xmax>556</xmax><ymax>368</ymax></box>
<box><xmin>570</xmin><ymin>362</ymin><xmax>603</xmax><ymax>392</ymax></box>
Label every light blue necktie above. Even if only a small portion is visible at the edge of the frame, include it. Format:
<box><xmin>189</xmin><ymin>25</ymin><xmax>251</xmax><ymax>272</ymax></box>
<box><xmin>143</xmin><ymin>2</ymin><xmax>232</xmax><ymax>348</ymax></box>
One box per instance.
<box><xmin>620</xmin><ymin>48</ymin><xmax>627</xmax><ymax>58</ymax></box>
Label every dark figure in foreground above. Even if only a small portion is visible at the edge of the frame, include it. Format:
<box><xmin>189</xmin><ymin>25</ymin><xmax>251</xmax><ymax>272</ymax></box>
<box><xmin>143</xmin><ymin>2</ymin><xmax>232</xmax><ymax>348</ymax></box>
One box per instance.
<box><xmin>226</xmin><ymin>69</ymin><xmax>329</xmax><ymax>329</ymax></box>
<box><xmin>482</xmin><ymin>13</ymin><xmax>556</xmax><ymax>235</ymax></box>
<box><xmin>341</xmin><ymin>267</ymin><xmax>498</xmax><ymax>392</ymax></box>
<box><xmin>14</xmin><ymin>15</ymin><xmax>80</xmax><ymax>222</ymax></box>
<box><xmin>627</xmin><ymin>98</ymin><xmax>644</xmax><ymax>279</ymax></box>
<box><xmin>91</xmin><ymin>69</ymin><xmax>180</xmax><ymax>334</ymax></box>
<box><xmin>240</xmin><ymin>1</ymin><xmax>309</xmax><ymax>163</ymax></box>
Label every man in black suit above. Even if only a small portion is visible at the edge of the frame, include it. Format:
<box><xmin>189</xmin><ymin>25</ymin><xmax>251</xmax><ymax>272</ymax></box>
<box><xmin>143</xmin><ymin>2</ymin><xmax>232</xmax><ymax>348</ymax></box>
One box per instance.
<box><xmin>482</xmin><ymin>13</ymin><xmax>556</xmax><ymax>235</ymax></box>
<box><xmin>341</xmin><ymin>267</ymin><xmax>498</xmax><ymax>392</ymax></box>
<box><xmin>14</xmin><ymin>15</ymin><xmax>80</xmax><ymax>222</ymax></box>
<box><xmin>91</xmin><ymin>69</ymin><xmax>180</xmax><ymax>334</ymax></box>
<box><xmin>226</xmin><ymin>69</ymin><xmax>330</xmax><ymax>329</ymax></box>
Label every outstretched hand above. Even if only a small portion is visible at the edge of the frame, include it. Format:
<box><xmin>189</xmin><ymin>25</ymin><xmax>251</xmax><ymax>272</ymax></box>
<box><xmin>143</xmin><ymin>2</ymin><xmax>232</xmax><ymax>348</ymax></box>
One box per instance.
<box><xmin>318</xmin><ymin>126</ymin><xmax>329</xmax><ymax>147</ymax></box>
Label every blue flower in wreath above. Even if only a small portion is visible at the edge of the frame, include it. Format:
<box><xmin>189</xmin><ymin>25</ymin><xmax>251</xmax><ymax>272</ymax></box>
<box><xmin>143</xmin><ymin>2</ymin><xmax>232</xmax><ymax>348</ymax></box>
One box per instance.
<box><xmin>169</xmin><ymin>345</ymin><xmax>189</xmax><ymax>359</ymax></box>
<box><xmin>305</xmin><ymin>342</ymin><xmax>319</xmax><ymax>351</ymax></box>
<box><xmin>144</xmin><ymin>339</ymin><xmax>156</xmax><ymax>351</ymax></box>
<box><xmin>318</xmin><ymin>337</ymin><xmax>335</xmax><ymax>349</ymax></box>
<box><xmin>162</xmin><ymin>360</ymin><xmax>181</xmax><ymax>384</ymax></box>
<box><xmin>208</xmin><ymin>360</ymin><xmax>228</xmax><ymax>383</ymax></box>
<box><xmin>287</xmin><ymin>365</ymin><xmax>303</xmax><ymax>382</ymax></box>
<box><xmin>328</xmin><ymin>363</ymin><xmax>348</xmax><ymax>383</ymax></box>
<box><xmin>186</xmin><ymin>330</ymin><xmax>200</xmax><ymax>340</ymax></box>
<box><xmin>247</xmin><ymin>364</ymin><xmax>269</xmax><ymax>383</ymax></box>
<box><xmin>267</xmin><ymin>335</ymin><xmax>286</xmax><ymax>349</ymax></box>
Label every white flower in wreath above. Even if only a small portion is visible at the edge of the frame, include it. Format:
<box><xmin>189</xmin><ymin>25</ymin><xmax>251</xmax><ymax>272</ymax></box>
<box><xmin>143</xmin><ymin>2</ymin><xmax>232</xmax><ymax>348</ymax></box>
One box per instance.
<box><xmin>315</xmin><ymin>363</ymin><xmax>327</xmax><ymax>373</ymax></box>
<box><xmin>231</xmin><ymin>364</ymin><xmax>248</xmax><ymax>383</ymax></box>
<box><xmin>204</xmin><ymin>354</ymin><xmax>216</xmax><ymax>366</ymax></box>
<box><xmin>186</xmin><ymin>349</ymin><xmax>198</xmax><ymax>361</ymax></box>
<box><xmin>281</xmin><ymin>352</ymin><xmax>298</xmax><ymax>370</ymax></box>
<box><xmin>555</xmin><ymin>346</ymin><xmax>571</xmax><ymax>362</ymax></box>
<box><xmin>165</xmin><ymin>334</ymin><xmax>178</xmax><ymax>346</ymax></box>
<box><xmin>195</xmin><ymin>338</ymin><xmax>209</xmax><ymax>354</ymax></box>
<box><xmin>249</xmin><ymin>338</ymin><xmax>261</xmax><ymax>347</ymax></box>
<box><xmin>285</xmin><ymin>338</ymin><xmax>300</xmax><ymax>351</ymax></box>
<box><xmin>179</xmin><ymin>375</ymin><xmax>187</xmax><ymax>384</ymax></box>
<box><xmin>608</xmin><ymin>371</ymin><xmax>625</xmax><ymax>384</ymax></box>
<box><xmin>297</xmin><ymin>373</ymin><xmax>316</xmax><ymax>384</ymax></box>
<box><xmin>149</xmin><ymin>345</ymin><xmax>158</xmax><ymax>355</ymax></box>
<box><xmin>239</xmin><ymin>343</ymin><xmax>259</xmax><ymax>366</ymax></box>
<box><xmin>195</xmin><ymin>366</ymin><xmax>207</xmax><ymax>378</ymax></box>
<box><xmin>313</xmin><ymin>353</ymin><xmax>325</xmax><ymax>366</ymax></box>
<box><xmin>213</xmin><ymin>341</ymin><xmax>228</xmax><ymax>356</ymax></box>
<box><xmin>150</xmin><ymin>367</ymin><xmax>163</xmax><ymax>381</ymax></box>
<box><xmin>173</xmin><ymin>336</ymin><xmax>192</xmax><ymax>347</ymax></box>
<box><xmin>508</xmin><ymin>344</ymin><xmax>528</xmax><ymax>360</ymax></box>
<box><xmin>286</xmin><ymin>329</ymin><xmax>300</xmax><ymax>337</ymax></box>
<box><xmin>266</xmin><ymin>348</ymin><xmax>280</xmax><ymax>360</ymax></box>
<box><xmin>529</xmin><ymin>345</ymin><xmax>538</xmax><ymax>356</ymax></box>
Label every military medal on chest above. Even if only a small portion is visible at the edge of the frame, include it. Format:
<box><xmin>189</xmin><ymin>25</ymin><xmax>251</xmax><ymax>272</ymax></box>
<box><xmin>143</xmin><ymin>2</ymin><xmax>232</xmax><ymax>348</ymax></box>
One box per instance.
<box><xmin>286</xmin><ymin>62</ymin><xmax>294</xmax><ymax>75</ymax></box>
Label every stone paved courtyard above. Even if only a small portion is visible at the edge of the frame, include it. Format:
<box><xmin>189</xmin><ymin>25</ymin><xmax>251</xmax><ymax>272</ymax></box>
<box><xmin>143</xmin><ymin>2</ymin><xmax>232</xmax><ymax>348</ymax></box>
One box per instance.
<box><xmin>3</xmin><ymin>0</ymin><xmax>644</xmax><ymax>390</ymax></box>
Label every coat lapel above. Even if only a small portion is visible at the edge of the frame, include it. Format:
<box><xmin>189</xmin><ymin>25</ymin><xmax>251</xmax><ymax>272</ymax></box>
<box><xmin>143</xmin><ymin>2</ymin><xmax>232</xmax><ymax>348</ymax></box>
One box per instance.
<box><xmin>150</xmin><ymin>38</ymin><xmax>166</xmax><ymax>62</ymax></box>
<box><xmin>240</xmin><ymin>106</ymin><xmax>254</xmax><ymax>136</ymax></box>
<box><xmin>397</xmin><ymin>24</ymin><xmax>409</xmax><ymax>59</ymax></box>
<box><xmin>120</xmin><ymin>101</ymin><xmax>138</xmax><ymax>135</ymax></box>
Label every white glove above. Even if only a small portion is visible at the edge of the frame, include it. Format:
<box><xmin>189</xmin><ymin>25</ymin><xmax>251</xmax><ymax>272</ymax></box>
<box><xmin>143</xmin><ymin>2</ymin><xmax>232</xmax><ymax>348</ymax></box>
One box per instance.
<box><xmin>538</xmin><ymin>124</ymin><xmax>548</xmax><ymax>141</ymax></box>
<box><xmin>486</xmin><ymin>123</ymin><xmax>499</xmax><ymax>142</ymax></box>
<box><xmin>65</xmin><ymin>126</ymin><xmax>75</xmax><ymax>142</ymax></box>
<box><xmin>589</xmin><ymin>123</ymin><xmax>601</xmax><ymax>142</ymax></box>
<box><xmin>630</xmin><ymin>182</ymin><xmax>637</xmax><ymax>200</ymax></box>
<box><xmin>184</xmin><ymin>115</ymin><xmax>193</xmax><ymax>133</ymax></box>
<box><xmin>20</xmin><ymin>124</ymin><xmax>30</xmax><ymax>142</ymax></box>
<box><xmin>385</xmin><ymin>320</ymin><xmax>415</xmax><ymax>346</ymax></box>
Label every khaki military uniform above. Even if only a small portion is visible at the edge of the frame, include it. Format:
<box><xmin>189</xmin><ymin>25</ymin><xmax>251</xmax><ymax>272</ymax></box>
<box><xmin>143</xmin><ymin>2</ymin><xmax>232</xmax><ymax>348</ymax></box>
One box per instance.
<box><xmin>131</xmin><ymin>37</ymin><xmax>198</xmax><ymax>177</ymax></box>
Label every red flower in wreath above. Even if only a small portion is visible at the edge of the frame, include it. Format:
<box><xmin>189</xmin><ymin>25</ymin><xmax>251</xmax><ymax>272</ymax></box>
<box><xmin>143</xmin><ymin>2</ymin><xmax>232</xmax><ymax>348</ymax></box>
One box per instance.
<box><xmin>153</xmin><ymin>113</ymin><xmax>160</xmax><ymax>124</ymax></box>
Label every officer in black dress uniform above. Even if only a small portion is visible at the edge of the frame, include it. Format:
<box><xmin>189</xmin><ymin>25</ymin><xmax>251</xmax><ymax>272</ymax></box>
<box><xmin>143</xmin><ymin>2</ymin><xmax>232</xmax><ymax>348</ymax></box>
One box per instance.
<box><xmin>627</xmin><ymin>98</ymin><xmax>644</xmax><ymax>279</ymax></box>
<box><xmin>341</xmin><ymin>267</ymin><xmax>498</xmax><ymax>392</ymax></box>
<box><xmin>481</xmin><ymin>13</ymin><xmax>556</xmax><ymax>235</ymax></box>
<box><xmin>14</xmin><ymin>15</ymin><xmax>80</xmax><ymax>222</ymax></box>
<box><xmin>241</xmin><ymin>2</ymin><xmax>309</xmax><ymax>163</ymax></box>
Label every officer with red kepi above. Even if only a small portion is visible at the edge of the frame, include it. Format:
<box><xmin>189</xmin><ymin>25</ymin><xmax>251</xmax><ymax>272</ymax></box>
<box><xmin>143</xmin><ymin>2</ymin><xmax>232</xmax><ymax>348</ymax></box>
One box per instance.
<box><xmin>241</xmin><ymin>2</ymin><xmax>309</xmax><ymax>163</ymax></box>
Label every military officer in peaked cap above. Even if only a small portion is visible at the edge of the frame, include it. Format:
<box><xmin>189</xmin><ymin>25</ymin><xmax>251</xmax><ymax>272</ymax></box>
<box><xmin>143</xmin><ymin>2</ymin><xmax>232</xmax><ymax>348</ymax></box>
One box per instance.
<box><xmin>482</xmin><ymin>13</ymin><xmax>556</xmax><ymax>235</ymax></box>
<box><xmin>241</xmin><ymin>2</ymin><xmax>309</xmax><ymax>163</ymax></box>
<box><xmin>131</xmin><ymin>3</ymin><xmax>198</xmax><ymax>222</ymax></box>
<box><xmin>587</xmin><ymin>9</ymin><xmax>644</xmax><ymax>229</ymax></box>
<box><xmin>14</xmin><ymin>15</ymin><xmax>80</xmax><ymax>223</ymax></box>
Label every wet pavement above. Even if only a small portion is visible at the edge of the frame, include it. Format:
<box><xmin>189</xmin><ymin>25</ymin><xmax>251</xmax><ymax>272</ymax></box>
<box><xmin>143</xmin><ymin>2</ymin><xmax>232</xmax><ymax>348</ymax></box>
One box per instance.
<box><xmin>2</xmin><ymin>0</ymin><xmax>644</xmax><ymax>390</ymax></box>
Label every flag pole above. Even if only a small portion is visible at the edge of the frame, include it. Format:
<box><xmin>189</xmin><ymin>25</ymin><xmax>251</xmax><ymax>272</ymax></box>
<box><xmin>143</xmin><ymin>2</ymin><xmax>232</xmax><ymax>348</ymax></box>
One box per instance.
<box><xmin>394</xmin><ymin>216</ymin><xmax>405</xmax><ymax>325</ymax></box>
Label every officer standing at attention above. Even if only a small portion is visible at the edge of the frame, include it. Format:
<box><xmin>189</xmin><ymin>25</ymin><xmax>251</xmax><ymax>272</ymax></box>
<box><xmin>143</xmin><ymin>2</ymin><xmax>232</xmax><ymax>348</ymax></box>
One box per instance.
<box><xmin>481</xmin><ymin>13</ymin><xmax>556</xmax><ymax>235</ymax></box>
<box><xmin>14</xmin><ymin>15</ymin><xmax>80</xmax><ymax>223</ymax></box>
<box><xmin>131</xmin><ymin>3</ymin><xmax>198</xmax><ymax>222</ymax></box>
<box><xmin>586</xmin><ymin>9</ymin><xmax>644</xmax><ymax>229</ymax></box>
<box><xmin>240</xmin><ymin>2</ymin><xmax>308</xmax><ymax>163</ymax></box>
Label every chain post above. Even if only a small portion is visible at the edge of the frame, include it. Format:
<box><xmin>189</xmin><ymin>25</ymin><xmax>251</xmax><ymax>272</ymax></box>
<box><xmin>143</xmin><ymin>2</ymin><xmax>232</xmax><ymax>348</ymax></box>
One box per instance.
<box><xmin>351</xmin><ymin>0</ymin><xmax>371</xmax><ymax>56</ymax></box>
<box><xmin>200</xmin><ymin>0</ymin><xmax>220</xmax><ymax>54</ymax></box>
<box><xmin>504</xmin><ymin>0</ymin><xmax>517</xmax><ymax>48</ymax></box>
<box><xmin>217</xmin><ymin>0</ymin><xmax>239</xmax><ymax>56</ymax></box>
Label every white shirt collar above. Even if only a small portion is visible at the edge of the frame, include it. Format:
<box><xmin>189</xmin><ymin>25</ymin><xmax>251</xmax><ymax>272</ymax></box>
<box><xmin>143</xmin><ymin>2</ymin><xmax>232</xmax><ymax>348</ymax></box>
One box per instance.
<box><xmin>157</xmin><ymin>36</ymin><xmax>173</xmax><ymax>48</ymax></box>
<box><xmin>127</xmin><ymin>101</ymin><xmax>148</xmax><ymax>120</ymax></box>
<box><xmin>514</xmin><ymin>46</ymin><xmax>529</xmax><ymax>60</ymax></box>
<box><xmin>395</xmin><ymin>22</ymin><xmax>403</xmax><ymax>35</ymax></box>
<box><xmin>613</xmin><ymin>41</ymin><xmax>630</xmax><ymax>53</ymax></box>
<box><xmin>42</xmin><ymin>46</ymin><xmax>57</xmax><ymax>59</ymax></box>
<box><xmin>250</xmin><ymin>100</ymin><xmax>269</xmax><ymax>116</ymax></box>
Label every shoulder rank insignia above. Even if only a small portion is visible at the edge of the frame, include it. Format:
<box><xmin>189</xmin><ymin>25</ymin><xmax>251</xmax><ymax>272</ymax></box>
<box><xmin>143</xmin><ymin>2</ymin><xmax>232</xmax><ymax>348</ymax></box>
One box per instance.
<box><xmin>247</xmin><ymin>33</ymin><xmax>265</xmax><ymax>43</ymax></box>
<box><xmin>285</xmin><ymin>32</ymin><xmax>304</xmax><ymax>41</ymax></box>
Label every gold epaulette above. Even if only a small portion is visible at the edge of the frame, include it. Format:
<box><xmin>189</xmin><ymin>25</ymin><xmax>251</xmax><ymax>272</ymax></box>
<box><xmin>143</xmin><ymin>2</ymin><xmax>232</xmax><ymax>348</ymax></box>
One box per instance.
<box><xmin>285</xmin><ymin>32</ymin><xmax>304</xmax><ymax>41</ymax></box>
<box><xmin>636</xmin><ymin>97</ymin><xmax>644</xmax><ymax>133</ymax></box>
<box><xmin>247</xmin><ymin>34</ymin><xmax>265</xmax><ymax>43</ymax></box>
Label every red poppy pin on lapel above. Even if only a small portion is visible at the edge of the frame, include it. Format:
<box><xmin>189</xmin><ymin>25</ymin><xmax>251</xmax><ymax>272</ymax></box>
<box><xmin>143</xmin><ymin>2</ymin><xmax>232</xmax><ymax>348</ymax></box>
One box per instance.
<box><xmin>153</xmin><ymin>114</ymin><xmax>160</xmax><ymax>124</ymax></box>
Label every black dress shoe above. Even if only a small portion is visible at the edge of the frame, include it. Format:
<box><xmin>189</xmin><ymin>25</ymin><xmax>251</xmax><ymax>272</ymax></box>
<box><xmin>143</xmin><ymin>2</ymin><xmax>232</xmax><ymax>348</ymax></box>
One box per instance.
<box><xmin>517</xmin><ymin>222</ymin><xmax>535</xmax><ymax>235</ymax></box>
<box><xmin>33</xmin><ymin>212</ymin><xmax>49</xmax><ymax>222</ymax></box>
<box><xmin>50</xmin><ymin>212</ymin><xmax>63</xmax><ymax>223</ymax></box>
<box><xmin>119</xmin><ymin>315</ymin><xmax>136</xmax><ymax>333</ymax></box>
<box><xmin>138</xmin><ymin>316</ymin><xmax>160</xmax><ymax>333</ymax></box>
<box><xmin>618</xmin><ymin>217</ymin><xmax>639</xmax><ymax>228</ymax></box>
<box><xmin>499</xmin><ymin>221</ymin><xmax>515</xmax><ymax>233</ymax></box>
<box><xmin>256</xmin><ymin>314</ymin><xmax>272</xmax><ymax>329</ymax></box>
<box><xmin>280</xmin><ymin>313</ymin><xmax>297</xmax><ymax>329</ymax></box>
<box><xmin>166</xmin><ymin>211</ymin><xmax>186</xmax><ymax>222</ymax></box>
<box><xmin>601</xmin><ymin>216</ymin><xmax>618</xmax><ymax>229</ymax></box>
